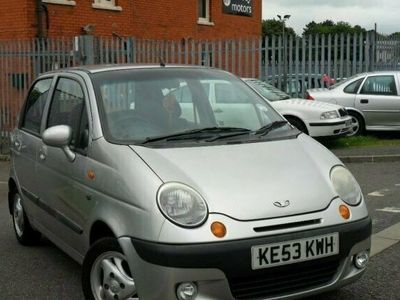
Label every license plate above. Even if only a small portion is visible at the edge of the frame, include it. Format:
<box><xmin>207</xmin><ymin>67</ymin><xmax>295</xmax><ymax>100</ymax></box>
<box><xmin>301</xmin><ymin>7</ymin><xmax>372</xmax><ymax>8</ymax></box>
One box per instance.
<box><xmin>345</xmin><ymin>119</ymin><xmax>352</xmax><ymax>126</ymax></box>
<box><xmin>251</xmin><ymin>233</ymin><xmax>339</xmax><ymax>270</ymax></box>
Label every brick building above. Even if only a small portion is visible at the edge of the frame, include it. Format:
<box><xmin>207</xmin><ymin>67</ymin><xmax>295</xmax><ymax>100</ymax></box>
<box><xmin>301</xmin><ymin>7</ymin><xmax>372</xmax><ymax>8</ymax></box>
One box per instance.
<box><xmin>0</xmin><ymin>0</ymin><xmax>261</xmax><ymax>40</ymax></box>
<box><xmin>0</xmin><ymin>1</ymin><xmax>262</xmax><ymax>138</ymax></box>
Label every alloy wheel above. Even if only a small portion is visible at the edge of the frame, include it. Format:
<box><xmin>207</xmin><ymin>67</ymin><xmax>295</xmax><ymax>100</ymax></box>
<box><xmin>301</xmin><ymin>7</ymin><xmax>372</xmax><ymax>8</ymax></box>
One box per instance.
<box><xmin>13</xmin><ymin>194</ymin><xmax>25</xmax><ymax>237</ymax></box>
<box><xmin>90</xmin><ymin>251</ymin><xmax>138</xmax><ymax>300</ymax></box>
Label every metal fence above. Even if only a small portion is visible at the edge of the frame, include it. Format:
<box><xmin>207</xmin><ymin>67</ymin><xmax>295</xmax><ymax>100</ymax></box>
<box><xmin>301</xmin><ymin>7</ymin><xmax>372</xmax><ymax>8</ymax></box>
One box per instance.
<box><xmin>0</xmin><ymin>32</ymin><xmax>399</xmax><ymax>153</ymax></box>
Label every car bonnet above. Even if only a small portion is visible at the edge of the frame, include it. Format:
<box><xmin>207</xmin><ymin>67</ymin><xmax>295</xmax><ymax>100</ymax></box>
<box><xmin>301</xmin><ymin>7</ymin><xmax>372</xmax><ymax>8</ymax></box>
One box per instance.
<box><xmin>272</xmin><ymin>98</ymin><xmax>343</xmax><ymax>113</ymax></box>
<box><xmin>130</xmin><ymin>135</ymin><xmax>341</xmax><ymax>221</ymax></box>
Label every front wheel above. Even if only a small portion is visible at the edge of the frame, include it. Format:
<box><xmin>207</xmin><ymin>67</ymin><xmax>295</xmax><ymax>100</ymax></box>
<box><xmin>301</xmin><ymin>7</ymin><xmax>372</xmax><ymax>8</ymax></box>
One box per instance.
<box><xmin>82</xmin><ymin>238</ymin><xmax>138</xmax><ymax>300</ymax></box>
<box><xmin>347</xmin><ymin>112</ymin><xmax>365</xmax><ymax>136</ymax></box>
<box><xmin>12</xmin><ymin>192</ymin><xmax>41</xmax><ymax>245</ymax></box>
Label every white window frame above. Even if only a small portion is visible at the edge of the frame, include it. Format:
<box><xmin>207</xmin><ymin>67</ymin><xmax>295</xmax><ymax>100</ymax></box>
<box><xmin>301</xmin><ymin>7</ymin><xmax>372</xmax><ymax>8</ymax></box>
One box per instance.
<box><xmin>92</xmin><ymin>0</ymin><xmax>122</xmax><ymax>11</ymax></box>
<box><xmin>42</xmin><ymin>0</ymin><xmax>76</xmax><ymax>6</ymax></box>
<box><xmin>198</xmin><ymin>0</ymin><xmax>214</xmax><ymax>26</ymax></box>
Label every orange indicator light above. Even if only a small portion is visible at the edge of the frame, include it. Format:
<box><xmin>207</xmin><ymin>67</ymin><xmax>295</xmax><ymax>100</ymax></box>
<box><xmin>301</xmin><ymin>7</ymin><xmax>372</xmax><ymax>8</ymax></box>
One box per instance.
<box><xmin>87</xmin><ymin>170</ymin><xmax>96</xmax><ymax>180</ymax></box>
<box><xmin>211</xmin><ymin>222</ymin><xmax>227</xmax><ymax>238</ymax></box>
<box><xmin>339</xmin><ymin>204</ymin><xmax>351</xmax><ymax>220</ymax></box>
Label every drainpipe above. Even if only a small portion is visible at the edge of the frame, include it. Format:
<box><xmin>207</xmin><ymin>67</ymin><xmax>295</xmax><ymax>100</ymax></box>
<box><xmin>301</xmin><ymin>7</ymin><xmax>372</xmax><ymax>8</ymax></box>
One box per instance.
<box><xmin>36</xmin><ymin>0</ymin><xmax>44</xmax><ymax>38</ymax></box>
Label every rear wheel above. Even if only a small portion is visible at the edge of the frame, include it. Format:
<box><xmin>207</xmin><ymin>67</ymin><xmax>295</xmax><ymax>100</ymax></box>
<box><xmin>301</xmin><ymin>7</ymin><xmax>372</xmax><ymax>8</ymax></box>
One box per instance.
<box><xmin>12</xmin><ymin>192</ymin><xmax>41</xmax><ymax>245</ymax></box>
<box><xmin>285</xmin><ymin>116</ymin><xmax>308</xmax><ymax>135</ymax></box>
<box><xmin>347</xmin><ymin>111</ymin><xmax>365</xmax><ymax>136</ymax></box>
<box><xmin>82</xmin><ymin>238</ymin><xmax>138</xmax><ymax>300</ymax></box>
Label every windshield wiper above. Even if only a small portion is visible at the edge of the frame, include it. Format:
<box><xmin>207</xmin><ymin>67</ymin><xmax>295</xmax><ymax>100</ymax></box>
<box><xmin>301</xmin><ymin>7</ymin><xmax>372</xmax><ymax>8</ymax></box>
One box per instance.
<box><xmin>141</xmin><ymin>127</ymin><xmax>251</xmax><ymax>144</ymax></box>
<box><xmin>253</xmin><ymin>120</ymin><xmax>289</xmax><ymax>136</ymax></box>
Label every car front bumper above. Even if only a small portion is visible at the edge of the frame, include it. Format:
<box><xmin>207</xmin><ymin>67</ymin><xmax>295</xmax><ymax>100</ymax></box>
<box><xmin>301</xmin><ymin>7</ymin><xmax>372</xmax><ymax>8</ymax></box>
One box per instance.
<box><xmin>119</xmin><ymin>217</ymin><xmax>371</xmax><ymax>300</ymax></box>
<box><xmin>307</xmin><ymin>117</ymin><xmax>352</xmax><ymax>137</ymax></box>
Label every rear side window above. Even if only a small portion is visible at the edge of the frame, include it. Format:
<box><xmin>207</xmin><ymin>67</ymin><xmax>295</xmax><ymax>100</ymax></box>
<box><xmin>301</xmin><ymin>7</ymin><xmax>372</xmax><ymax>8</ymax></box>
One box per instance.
<box><xmin>360</xmin><ymin>75</ymin><xmax>397</xmax><ymax>96</ymax></box>
<box><xmin>47</xmin><ymin>78</ymin><xmax>87</xmax><ymax>149</ymax></box>
<box><xmin>21</xmin><ymin>78</ymin><xmax>53</xmax><ymax>135</ymax></box>
<box><xmin>344</xmin><ymin>78</ymin><xmax>364</xmax><ymax>94</ymax></box>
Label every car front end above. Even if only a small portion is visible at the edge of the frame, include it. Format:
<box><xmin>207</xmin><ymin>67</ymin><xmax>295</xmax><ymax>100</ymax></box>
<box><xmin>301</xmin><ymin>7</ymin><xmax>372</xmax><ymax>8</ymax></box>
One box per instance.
<box><xmin>116</xmin><ymin>134</ymin><xmax>370</xmax><ymax>300</ymax></box>
<box><xmin>305</xmin><ymin>106</ymin><xmax>352</xmax><ymax>137</ymax></box>
<box><xmin>242</xmin><ymin>78</ymin><xmax>352</xmax><ymax>138</ymax></box>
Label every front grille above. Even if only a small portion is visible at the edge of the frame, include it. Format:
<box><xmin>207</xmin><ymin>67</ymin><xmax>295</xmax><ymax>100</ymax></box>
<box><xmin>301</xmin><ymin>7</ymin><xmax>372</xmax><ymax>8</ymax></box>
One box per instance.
<box><xmin>228</xmin><ymin>256</ymin><xmax>340</xmax><ymax>299</ymax></box>
<box><xmin>338</xmin><ymin>108</ymin><xmax>348</xmax><ymax>117</ymax></box>
<box><xmin>253</xmin><ymin>219</ymin><xmax>322</xmax><ymax>233</ymax></box>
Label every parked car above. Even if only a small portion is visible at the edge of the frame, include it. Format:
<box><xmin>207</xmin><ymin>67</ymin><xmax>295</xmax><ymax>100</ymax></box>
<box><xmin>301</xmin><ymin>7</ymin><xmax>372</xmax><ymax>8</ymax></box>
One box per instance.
<box><xmin>305</xmin><ymin>71</ymin><xmax>400</xmax><ymax>135</ymax></box>
<box><xmin>9</xmin><ymin>65</ymin><xmax>371</xmax><ymax>300</ymax></box>
<box><xmin>244</xmin><ymin>78</ymin><xmax>352</xmax><ymax>137</ymax></box>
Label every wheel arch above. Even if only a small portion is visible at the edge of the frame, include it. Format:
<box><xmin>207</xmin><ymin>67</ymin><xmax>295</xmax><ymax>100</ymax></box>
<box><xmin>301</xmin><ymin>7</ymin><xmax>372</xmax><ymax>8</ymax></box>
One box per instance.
<box><xmin>8</xmin><ymin>178</ymin><xmax>18</xmax><ymax>215</ymax></box>
<box><xmin>89</xmin><ymin>220</ymin><xmax>116</xmax><ymax>246</ymax></box>
<box><xmin>283</xmin><ymin>114</ymin><xmax>309</xmax><ymax>134</ymax></box>
<box><xmin>345</xmin><ymin>108</ymin><xmax>366</xmax><ymax>128</ymax></box>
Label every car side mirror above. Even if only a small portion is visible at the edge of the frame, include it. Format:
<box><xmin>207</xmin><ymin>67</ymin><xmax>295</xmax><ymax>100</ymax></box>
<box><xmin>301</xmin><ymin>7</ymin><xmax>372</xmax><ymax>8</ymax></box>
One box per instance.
<box><xmin>42</xmin><ymin>125</ymin><xmax>76</xmax><ymax>162</ymax></box>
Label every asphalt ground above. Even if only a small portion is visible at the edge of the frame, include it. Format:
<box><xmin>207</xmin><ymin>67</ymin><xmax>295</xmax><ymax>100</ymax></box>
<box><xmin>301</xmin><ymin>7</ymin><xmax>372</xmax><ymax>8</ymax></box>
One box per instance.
<box><xmin>1</xmin><ymin>160</ymin><xmax>400</xmax><ymax>299</ymax></box>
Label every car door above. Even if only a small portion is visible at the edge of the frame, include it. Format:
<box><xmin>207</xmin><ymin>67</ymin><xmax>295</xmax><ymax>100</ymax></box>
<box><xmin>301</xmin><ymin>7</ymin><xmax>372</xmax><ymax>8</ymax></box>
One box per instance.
<box><xmin>11</xmin><ymin>77</ymin><xmax>53</xmax><ymax>221</ymax></box>
<box><xmin>355</xmin><ymin>75</ymin><xmax>400</xmax><ymax>127</ymax></box>
<box><xmin>35</xmin><ymin>75</ymin><xmax>92</xmax><ymax>253</ymax></box>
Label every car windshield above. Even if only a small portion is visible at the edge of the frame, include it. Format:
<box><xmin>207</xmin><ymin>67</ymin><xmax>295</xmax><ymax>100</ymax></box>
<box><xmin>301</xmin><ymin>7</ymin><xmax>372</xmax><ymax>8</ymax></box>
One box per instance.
<box><xmin>92</xmin><ymin>68</ymin><xmax>291</xmax><ymax>145</ymax></box>
<box><xmin>245</xmin><ymin>79</ymin><xmax>291</xmax><ymax>101</ymax></box>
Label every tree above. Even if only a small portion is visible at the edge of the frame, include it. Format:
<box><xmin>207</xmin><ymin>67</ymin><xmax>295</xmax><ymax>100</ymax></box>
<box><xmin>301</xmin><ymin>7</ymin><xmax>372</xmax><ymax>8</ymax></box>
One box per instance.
<box><xmin>389</xmin><ymin>32</ymin><xmax>400</xmax><ymax>38</ymax></box>
<box><xmin>262</xmin><ymin>19</ymin><xmax>296</xmax><ymax>37</ymax></box>
<box><xmin>303</xmin><ymin>20</ymin><xmax>366</xmax><ymax>35</ymax></box>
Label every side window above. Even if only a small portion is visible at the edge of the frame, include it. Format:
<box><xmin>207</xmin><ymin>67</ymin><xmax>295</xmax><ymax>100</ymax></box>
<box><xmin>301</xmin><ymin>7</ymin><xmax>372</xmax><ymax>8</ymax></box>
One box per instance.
<box><xmin>47</xmin><ymin>78</ymin><xmax>88</xmax><ymax>151</ymax></box>
<box><xmin>360</xmin><ymin>76</ymin><xmax>398</xmax><ymax>96</ymax></box>
<box><xmin>21</xmin><ymin>78</ymin><xmax>53</xmax><ymax>135</ymax></box>
<box><xmin>344</xmin><ymin>78</ymin><xmax>364</xmax><ymax>94</ymax></box>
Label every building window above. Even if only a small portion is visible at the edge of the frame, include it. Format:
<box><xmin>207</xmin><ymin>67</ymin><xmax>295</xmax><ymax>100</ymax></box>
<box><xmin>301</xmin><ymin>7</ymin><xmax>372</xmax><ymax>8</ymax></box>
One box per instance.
<box><xmin>198</xmin><ymin>0</ymin><xmax>214</xmax><ymax>25</ymax></box>
<box><xmin>92</xmin><ymin>0</ymin><xmax>122</xmax><ymax>11</ymax></box>
<box><xmin>42</xmin><ymin>0</ymin><xmax>76</xmax><ymax>6</ymax></box>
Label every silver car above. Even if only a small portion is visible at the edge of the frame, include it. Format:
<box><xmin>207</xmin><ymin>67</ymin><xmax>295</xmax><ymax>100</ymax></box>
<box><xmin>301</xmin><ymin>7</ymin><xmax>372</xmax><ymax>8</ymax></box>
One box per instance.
<box><xmin>306</xmin><ymin>71</ymin><xmax>400</xmax><ymax>135</ymax></box>
<box><xmin>8</xmin><ymin>65</ymin><xmax>371</xmax><ymax>300</ymax></box>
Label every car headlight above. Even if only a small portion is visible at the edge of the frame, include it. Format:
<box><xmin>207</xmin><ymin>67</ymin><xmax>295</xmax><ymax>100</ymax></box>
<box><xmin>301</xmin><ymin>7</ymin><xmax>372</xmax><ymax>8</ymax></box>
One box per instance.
<box><xmin>321</xmin><ymin>110</ymin><xmax>339</xmax><ymax>120</ymax></box>
<box><xmin>330</xmin><ymin>166</ymin><xmax>362</xmax><ymax>206</ymax></box>
<box><xmin>157</xmin><ymin>182</ymin><xmax>208</xmax><ymax>228</ymax></box>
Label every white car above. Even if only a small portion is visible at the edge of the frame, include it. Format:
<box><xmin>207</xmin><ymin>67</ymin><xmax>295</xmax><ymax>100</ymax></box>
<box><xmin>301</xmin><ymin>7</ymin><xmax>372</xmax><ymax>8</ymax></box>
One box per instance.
<box><xmin>244</xmin><ymin>78</ymin><xmax>352</xmax><ymax>137</ymax></box>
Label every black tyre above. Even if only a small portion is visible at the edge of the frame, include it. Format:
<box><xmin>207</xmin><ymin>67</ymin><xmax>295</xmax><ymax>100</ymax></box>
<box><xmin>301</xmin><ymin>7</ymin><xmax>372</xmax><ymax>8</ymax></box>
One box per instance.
<box><xmin>12</xmin><ymin>192</ymin><xmax>41</xmax><ymax>245</ymax></box>
<box><xmin>82</xmin><ymin>238</ymin><xmax>137</xmax><ymax>300</ymax></box>
<box><xmin>347</xmin><ymin>111</ymin><xmax>365</xmax><ymax>136</ymax></box>
<box><xmin>285</xmin><ymin>116</ymin><xmax>308</xmax><ymax>134</ymax></box>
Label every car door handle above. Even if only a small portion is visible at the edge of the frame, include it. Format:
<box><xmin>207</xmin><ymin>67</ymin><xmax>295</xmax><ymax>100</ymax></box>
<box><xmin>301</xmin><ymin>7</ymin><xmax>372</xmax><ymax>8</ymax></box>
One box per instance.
<box><xmin>360</xmin><ymin>99</ymin><xmax>369</xmax><ymax>104</ymax></box>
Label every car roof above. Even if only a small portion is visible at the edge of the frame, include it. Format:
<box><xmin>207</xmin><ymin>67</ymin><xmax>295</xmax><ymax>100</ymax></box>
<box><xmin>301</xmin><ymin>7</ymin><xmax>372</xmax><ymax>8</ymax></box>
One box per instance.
<box><xmin>42</xmin><ymin>64</ymin><xmax>213</xmax><ymax>75</ymax></box>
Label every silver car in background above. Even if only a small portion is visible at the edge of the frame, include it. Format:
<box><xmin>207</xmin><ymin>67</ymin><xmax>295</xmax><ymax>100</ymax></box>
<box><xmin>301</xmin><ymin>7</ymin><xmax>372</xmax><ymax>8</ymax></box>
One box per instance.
<box><xmin>244</xmin><ymin>78</ymin><xmax>352</xmax><ymax>137</ymax></box>
<box><xmin>306</xmin><ymin>71</ymin><xmax>400</xmax><ymax>135</ymax></box>
<box><xmin>8</xmin><ymin>65</ymin><xmax>371</xmax><ymax>300</ymax></box>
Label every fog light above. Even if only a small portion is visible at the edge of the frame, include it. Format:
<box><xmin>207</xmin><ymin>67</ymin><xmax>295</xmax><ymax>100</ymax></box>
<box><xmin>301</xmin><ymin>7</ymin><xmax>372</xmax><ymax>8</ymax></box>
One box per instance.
<box><xmin>177</xmin><ymin>282</ymin><xmax>198</xmax><ymax>300</ymax></box>
<box><xmin>354</xmin><ymin>251</ymin><xmax>369</xmax><ymax>269</ymax></box>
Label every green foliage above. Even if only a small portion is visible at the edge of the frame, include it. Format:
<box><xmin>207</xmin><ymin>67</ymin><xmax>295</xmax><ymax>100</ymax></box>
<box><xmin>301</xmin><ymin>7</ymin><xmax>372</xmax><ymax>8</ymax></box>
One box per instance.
<box><xmin>389</xmin><ymin>32</ymin><xmax>400</xmax><ymax>38</ymax></box>
<box><xmin>262</xmin><ymin>19</ymin><xmax>296</xmax><ymax>37</ymax></box>
<box><xmin>319</xmin><ymin>135</ymin><xmax>400</xmax><ymax>149</ymax></box>
<box><xmin>303</xmin><ymin>20</ymin><xmax>367</xmax><ymax>35</ymax></box>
